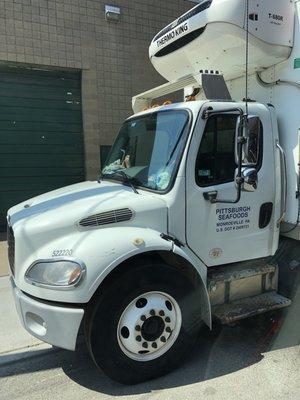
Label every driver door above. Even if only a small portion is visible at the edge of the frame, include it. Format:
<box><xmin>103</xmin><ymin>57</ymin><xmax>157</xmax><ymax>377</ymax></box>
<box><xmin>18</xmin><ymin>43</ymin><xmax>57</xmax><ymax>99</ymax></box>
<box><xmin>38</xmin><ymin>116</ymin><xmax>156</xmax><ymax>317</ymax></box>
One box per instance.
<box><xmin>185</xmin><ymin>103</ymin><xmax>279</xmax><ymax>267</ymax></box>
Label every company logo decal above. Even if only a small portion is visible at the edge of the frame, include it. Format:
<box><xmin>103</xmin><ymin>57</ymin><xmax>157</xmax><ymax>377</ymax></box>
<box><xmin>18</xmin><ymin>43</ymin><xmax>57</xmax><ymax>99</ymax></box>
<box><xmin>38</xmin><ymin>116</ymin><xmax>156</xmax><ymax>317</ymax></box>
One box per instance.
<box><xmin>156</xmin><ymin>23</ymin><xmax>189</xmax><ymax>47</ymax></box>
<box><xmin>216</xmin><ymin>206</ymin><xmax>251</xmax><ymax>233</ymax></box>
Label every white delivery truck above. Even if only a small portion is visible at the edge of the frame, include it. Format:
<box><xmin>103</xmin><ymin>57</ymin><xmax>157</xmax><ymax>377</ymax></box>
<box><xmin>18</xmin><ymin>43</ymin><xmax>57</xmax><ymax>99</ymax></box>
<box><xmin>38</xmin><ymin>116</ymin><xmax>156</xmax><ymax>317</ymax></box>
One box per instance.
<box><xmin>7</xmin><ymin>0</ymin><xmax>300</xmax><ymax>384</ymax></box>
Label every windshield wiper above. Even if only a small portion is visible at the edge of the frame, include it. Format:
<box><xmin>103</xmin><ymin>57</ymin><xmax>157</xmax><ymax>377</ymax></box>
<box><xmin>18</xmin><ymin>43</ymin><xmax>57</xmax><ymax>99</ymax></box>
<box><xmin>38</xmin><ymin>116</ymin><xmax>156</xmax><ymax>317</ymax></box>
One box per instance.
<box><xmin>102</xmin><ymin>171</ymin><xmax>140</xmax><ymax>194</ymax></box>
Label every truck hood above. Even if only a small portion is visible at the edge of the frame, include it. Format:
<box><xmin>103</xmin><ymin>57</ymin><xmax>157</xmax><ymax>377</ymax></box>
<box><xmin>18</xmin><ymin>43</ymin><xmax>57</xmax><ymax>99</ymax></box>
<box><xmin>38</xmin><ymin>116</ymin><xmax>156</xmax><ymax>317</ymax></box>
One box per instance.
<box><xmin>8</xmin><ymin>180</ymin><xmax>168</xmax><ymax>234</ymax></box>
<box><xmin>8</xmin><ymin>181</ymin><xmax>169</xmax><ymax>304</ymax></box>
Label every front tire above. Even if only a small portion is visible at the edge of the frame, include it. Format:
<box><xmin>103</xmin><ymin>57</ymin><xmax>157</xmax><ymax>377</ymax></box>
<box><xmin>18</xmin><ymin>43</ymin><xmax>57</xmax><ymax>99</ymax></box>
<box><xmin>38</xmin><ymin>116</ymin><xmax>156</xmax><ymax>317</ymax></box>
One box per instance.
<box><xmin>85</xmin><ymin>260</ymin><xmax>202</xmax><ymax>384</ymax></box>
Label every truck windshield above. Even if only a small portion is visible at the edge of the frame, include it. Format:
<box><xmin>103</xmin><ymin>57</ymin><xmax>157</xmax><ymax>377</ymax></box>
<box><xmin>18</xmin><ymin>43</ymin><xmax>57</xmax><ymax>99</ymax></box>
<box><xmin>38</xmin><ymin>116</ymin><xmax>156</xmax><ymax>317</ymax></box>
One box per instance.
<box><xmin>102</xmin><ymin>110</ymin><xmax>189</xmax><ymax>192</ymax></box>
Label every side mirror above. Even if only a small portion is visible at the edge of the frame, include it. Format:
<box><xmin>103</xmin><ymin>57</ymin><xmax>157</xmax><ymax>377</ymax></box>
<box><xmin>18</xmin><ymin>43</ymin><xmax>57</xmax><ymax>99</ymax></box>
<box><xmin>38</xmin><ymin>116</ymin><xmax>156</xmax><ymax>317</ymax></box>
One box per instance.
<box><xmin>235</xmin><ymin>116</ymin><xmax>261</xmax><ymax>166</ymax></box>
<box><xmin>242</xmin><ymin>167</ymin><xmax>258</xmax><ymax>192</ymax></box>
<box><xmin>242</xmin><ymin>116</ymin><xmax>261</xmax><ymax>166</ymax></box>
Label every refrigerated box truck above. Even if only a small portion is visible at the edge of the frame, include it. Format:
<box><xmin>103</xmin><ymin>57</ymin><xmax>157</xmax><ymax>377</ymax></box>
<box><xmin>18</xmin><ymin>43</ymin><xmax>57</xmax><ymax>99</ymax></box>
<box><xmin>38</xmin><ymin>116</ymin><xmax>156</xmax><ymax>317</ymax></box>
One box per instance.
<box><xmin>7</xmin><ymin>0</ymin><xmax>300</xmax><ymax>384</ymax></box>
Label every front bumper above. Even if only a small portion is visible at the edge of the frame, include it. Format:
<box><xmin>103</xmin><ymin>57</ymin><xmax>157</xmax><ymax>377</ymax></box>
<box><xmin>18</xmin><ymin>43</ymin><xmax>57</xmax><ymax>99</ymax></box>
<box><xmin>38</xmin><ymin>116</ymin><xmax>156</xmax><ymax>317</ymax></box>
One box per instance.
<box><xmin>11</xmin><ymin>278</ymin><xmax>84</xmax><ymax>351</ymax></box>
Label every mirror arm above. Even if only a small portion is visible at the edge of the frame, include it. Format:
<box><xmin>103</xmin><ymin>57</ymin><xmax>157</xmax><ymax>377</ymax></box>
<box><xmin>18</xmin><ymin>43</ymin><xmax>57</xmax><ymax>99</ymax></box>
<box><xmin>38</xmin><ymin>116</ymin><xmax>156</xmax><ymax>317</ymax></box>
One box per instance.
<box><xmin>206</xmin><ymin>112</ymin><xmax>247</xmax><ymax>204</ymax></box>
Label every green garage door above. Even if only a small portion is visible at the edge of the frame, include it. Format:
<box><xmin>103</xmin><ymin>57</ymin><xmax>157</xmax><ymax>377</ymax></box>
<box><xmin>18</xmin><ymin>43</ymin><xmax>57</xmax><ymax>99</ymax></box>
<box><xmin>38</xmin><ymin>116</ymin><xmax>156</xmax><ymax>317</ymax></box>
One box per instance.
<box><xmin>0</xmin><ymin>67</ymin><xmax>84</xmax><ymax>228</ymax></box>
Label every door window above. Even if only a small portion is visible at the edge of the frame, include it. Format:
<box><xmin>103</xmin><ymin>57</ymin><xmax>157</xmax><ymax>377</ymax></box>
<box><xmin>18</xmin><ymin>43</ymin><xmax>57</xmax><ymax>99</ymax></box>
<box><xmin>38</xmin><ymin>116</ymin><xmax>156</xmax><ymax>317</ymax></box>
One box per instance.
<box><xmin>195</xmin><ymin>114</ymin><xmax>238</xmax><ymax>187</ymax></box>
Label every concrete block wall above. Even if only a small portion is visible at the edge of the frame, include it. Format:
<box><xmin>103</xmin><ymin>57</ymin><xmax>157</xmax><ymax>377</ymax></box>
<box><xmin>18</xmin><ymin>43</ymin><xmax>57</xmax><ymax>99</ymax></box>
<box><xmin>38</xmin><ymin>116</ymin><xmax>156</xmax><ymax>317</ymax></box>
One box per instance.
<box><xmin>0</xmin><ymin>0</ymin><xmax>192</xmax><ymax>179</ymax></box>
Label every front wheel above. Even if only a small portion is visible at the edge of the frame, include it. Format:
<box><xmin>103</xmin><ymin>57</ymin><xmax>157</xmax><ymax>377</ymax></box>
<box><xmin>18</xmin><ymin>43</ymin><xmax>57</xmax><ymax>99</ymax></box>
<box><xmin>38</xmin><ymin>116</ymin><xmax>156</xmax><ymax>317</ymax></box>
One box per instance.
<box><xmin>85</xmin><ymin>260</ymin><xmax>202</xmax><ymax>384</ymax></box>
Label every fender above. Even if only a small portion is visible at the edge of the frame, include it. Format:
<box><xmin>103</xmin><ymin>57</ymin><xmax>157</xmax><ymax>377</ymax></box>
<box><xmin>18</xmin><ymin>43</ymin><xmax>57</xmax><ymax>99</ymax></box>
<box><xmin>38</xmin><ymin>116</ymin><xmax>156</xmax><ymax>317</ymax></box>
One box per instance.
<box><xmin>15</xmin><ymin>225</ymin><xmax>212</xmax><ymax>329</ymax></box>
<box><xmin>13</xmin><ymin>226</ymin><xmax>172</xmax><ymax>303</ymax></box>
<box><xmin>89</xmin><ymin>232</ymin><xmax>211</xmax><ymax>329</ymax></box>
<box><xmin>87</xmin><ymin>227</ymin><xmax>174</xmax><ymax>299</ymax></box>
<box><xmin>172</xmin><ymin>243</ymin><xmax>211</xmax><ymax>329</ymax></box>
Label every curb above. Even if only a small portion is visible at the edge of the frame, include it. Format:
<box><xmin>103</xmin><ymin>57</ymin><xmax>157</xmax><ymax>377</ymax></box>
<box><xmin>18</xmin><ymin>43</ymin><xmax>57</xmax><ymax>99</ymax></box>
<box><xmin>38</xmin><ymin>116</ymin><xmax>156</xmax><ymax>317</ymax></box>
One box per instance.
<box><xmin>0</xmin><ymin>343</ymin><xmax>55</xmax><ymax>368</ymax></box>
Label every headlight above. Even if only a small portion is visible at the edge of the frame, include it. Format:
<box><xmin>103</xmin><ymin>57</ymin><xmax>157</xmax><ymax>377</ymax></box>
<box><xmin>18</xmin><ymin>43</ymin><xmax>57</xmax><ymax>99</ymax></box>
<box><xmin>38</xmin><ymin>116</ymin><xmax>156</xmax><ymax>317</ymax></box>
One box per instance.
<box><xmin>25</xmin><ymin>259</ymin><xmax>86</xmax><ymax>290</ymax></box>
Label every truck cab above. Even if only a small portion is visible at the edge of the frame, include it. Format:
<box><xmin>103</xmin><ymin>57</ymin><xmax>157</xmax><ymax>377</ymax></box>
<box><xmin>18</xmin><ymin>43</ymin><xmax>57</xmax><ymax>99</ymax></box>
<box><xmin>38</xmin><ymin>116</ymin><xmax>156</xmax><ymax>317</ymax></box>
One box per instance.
<box><xmin>101</xmin><ymin>99</ymin><xmax>282</xmax><ymax>266</ymax></box>
<box><xmin>8</xmin><ymin>0</ymin><xmax>298</xmax><ymax>384</ymax></box>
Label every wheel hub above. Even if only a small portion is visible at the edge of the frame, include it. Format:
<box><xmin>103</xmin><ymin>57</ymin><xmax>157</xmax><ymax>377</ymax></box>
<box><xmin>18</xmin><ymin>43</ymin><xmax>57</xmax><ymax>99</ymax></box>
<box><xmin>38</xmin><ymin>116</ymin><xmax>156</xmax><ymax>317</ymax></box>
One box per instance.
<box><xmin>141</xmin><ymin>316</ymin><xmax>165</xmax><ymax>342</ymax></box>
<box><xmin>117</xmin><ymin>291</ymin><xmax>182</xmax><ymax>361</ymax></box>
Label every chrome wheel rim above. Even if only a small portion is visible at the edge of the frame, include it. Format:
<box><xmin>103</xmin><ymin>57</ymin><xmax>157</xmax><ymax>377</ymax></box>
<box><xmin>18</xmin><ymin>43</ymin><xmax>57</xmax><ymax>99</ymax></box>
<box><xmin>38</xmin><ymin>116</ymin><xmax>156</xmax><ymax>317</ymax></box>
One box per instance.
<box><xmin>117</xmin><ymin>291</ymin><xmax>182</xmax><ymax>361</ymax></box>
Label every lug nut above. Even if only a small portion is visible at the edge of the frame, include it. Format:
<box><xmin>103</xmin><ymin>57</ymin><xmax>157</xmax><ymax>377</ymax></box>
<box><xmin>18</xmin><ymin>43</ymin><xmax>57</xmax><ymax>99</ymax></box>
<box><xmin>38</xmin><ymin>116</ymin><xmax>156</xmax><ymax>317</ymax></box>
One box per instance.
<box><xmin>135</xmin><ymin>325</ymin><xmax>141</xmax><ymax>331</ymax></box>
<box><xmin>150</xmin><ymin>309</ymin><xmax>155</xmax><ymax>316</ymax></box>
<box><xmin>141</xmin><ymin>315</ymin><xmax>146</xmax><ymax>321</ymax></box>
<box><xmin>165</xmin><ymin>317</ymin><xmax>171</xmax><ymax>323</ymax></box>
<box><xmin>142</xmin><ymin>342</ymin><xmax>148</xmax><ymax>348</ymax></box>
<box><xmin>159</xmin><ymin>310</ymin><xmax>165</xmax><ymax>317</ymax></box>
<box><xmin>152</xmin><ymin>342</ymin><xmax>158</xmax><ymax>349</ymax></box>
<box><xmin>166</xmin><ymin>327</ymin><xmax>172</xmax><ymax>333</ymax></box>
<box><xmin>136</xmin><ymin>335</ymin><xmax>142</xmax><ymax>342</ymax></box>
<box><xmin>161</xmin><ymin>336</ymin><xmax>166</xmax><ymax>343</ymax></box>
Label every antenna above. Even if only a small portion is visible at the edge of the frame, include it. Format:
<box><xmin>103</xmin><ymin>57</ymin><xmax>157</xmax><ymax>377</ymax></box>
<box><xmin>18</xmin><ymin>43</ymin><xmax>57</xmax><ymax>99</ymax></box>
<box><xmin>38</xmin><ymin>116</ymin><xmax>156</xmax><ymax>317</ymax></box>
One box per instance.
<box><xmin>245</xmin><ymin>0</ymin><xmax>250</xmax><ymax>117</ymax></box>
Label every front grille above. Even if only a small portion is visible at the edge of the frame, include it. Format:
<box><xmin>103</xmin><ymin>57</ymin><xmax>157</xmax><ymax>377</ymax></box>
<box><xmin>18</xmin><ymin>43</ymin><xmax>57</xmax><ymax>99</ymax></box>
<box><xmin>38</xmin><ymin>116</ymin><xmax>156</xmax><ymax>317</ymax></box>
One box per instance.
<box><xmin>7</xmin><ymin>225</ymin><xmax>15</xmax><ymax>276</ymax></box>
<box><xmin>79</xmin><ymin>208</ymin><xmax>134</xmax><ymax>228</ymax></box>
<box><xmin>153</xmin><ymin>0</ymin><xmax>212</xmax><ymax>42</ymax></box>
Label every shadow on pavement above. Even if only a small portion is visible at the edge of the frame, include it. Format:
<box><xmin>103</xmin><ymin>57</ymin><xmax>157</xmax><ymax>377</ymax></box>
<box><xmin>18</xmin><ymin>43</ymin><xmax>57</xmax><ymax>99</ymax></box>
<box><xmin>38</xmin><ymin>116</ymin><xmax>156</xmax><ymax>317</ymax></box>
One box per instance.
<box><xmin>62</xmin><ymin>307</ymin><xmax>298</xmax><ymax>396</ymax></box>
<box><xmin>0</xmin><ymin>309</ymin><xmax>294</xmax><ymax>396</ymax></box>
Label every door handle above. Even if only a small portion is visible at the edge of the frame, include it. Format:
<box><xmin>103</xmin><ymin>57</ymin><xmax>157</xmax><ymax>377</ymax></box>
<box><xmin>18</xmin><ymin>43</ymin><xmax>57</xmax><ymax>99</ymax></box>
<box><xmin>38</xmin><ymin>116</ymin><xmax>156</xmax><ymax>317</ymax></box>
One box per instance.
<box><xmin>203</xmin><ymin>191</ymin><xmax>218</xmax><ymax>202</ymax></box>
